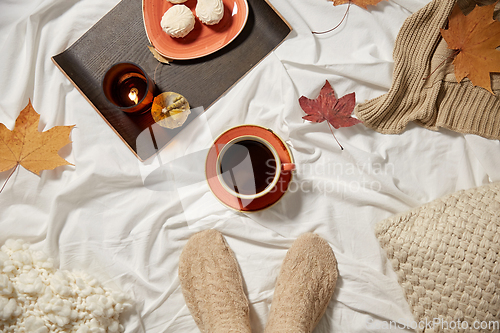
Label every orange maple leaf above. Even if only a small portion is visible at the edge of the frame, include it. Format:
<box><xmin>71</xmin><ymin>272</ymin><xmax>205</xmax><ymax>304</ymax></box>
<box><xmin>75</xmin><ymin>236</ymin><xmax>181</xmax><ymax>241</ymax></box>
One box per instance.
<box><xmin>331</xmin><ymin>0</ymin><xmax>386</xmax><ymax>10</ymax></box>
<box><xmin>0</xmin><ymin>100</ymin><xmax>74</xmax><ymax>192</ymax></box>
<box><xmin>440</xmin><ymin>2</ymin><xmax>500</xmax><ymax>94</ymax></box>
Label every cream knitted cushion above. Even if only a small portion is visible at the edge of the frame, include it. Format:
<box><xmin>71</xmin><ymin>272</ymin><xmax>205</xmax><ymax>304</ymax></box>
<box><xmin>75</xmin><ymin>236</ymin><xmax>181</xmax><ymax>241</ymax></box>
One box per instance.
<box><xmin>375</xmin><ymin>183</ymin><xmax>500</xmax><ymax>332</ymax></box>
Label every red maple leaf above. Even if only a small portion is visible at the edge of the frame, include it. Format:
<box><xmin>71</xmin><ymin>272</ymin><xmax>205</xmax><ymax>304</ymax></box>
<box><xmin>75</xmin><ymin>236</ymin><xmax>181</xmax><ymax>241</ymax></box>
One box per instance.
<box><xmin>299</xmin><ymin>80</ymin><xmax>361</xmax><ymax>150</ymax></box>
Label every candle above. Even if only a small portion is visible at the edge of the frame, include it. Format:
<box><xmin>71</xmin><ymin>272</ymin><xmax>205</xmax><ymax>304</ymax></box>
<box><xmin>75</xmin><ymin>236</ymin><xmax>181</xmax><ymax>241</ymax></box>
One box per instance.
<box><xmin>115</xmin><ymin>72</ymin><xmax>147</xmax><ymax>107</ymax></box>
<box><xmin>129</xmin><ymin>88</ymin><xmax>139</xmax><ymax>105</ymax></box>
<box><xmin>102</xmin><ymin>62</ymin><xmax>155</xmax><ymax>114</ymax></box>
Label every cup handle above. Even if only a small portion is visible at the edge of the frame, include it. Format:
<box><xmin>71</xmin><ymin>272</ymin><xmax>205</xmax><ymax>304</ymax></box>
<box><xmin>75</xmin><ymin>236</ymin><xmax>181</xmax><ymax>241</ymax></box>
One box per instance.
<box><xmin>281</xmin><ymin>163</ymin><xmax>296</xmax><ymax>171</ymax></box>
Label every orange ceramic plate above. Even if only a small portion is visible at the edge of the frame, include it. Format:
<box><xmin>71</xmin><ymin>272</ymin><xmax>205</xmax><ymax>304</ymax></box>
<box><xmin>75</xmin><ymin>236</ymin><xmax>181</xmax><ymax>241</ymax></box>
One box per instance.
<box><xmin>143</xmin><ymin>0</ymin><xmax>249</xmax><ymax>60</ymax></box>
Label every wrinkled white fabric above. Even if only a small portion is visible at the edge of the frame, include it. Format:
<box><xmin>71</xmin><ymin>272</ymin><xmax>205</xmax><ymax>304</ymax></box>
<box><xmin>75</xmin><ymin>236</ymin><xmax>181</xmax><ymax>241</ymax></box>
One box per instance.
<box><xmin>1</xmin><ymin>0</ymin><xmax>499</xmax><ymax>332</ymax></box>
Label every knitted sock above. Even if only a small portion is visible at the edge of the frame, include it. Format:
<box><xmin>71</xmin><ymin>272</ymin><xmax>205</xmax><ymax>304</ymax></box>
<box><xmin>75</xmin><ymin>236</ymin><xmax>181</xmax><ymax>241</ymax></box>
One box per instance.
<box><xmin>178</xmin><ymin>229</ymin><xmax>252</xmax><ymax>333</ymax></box>
<box><xmin>264</xmin><ymin>233</ymin><xmax>338</xmax><ymax>333</ymax></box>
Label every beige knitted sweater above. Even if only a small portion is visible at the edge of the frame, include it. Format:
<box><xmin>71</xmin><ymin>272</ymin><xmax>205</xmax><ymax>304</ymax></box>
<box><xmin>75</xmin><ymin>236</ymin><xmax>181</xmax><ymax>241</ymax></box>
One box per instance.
<box><xmin>354</xmin><ymin>0</ymin><xmax>500</xmax><ymax>140</ymax></box>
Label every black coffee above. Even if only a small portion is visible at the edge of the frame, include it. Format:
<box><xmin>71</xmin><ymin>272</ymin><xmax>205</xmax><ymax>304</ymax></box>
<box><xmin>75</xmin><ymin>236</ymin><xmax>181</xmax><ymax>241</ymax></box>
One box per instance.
<box><xmin>219</xmin><ymin>140</ymin><xmax>277</xmax><ymax>195</ymax></box>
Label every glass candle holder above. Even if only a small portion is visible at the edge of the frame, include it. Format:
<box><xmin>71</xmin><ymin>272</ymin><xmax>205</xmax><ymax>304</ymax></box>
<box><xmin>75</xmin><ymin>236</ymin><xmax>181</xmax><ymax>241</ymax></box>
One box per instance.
<box><xmin>102</xmin><ymin>62</ymin><xmax>155</xmax><ymax>114</ymax></box>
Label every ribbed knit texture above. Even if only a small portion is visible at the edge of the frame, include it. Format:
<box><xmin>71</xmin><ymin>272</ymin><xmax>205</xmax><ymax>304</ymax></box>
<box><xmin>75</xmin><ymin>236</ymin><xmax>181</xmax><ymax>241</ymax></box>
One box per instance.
<box><xmin>178</xmin><ymin>230</ymin><xmax>251</xmax><ymax>333</ymax></box>
<box><xmin>354</xmin><ymin>0</ymin><xmax>500</xmax><ymax>140</ymax></box>
<box><xmin>375</xmin><ymin>183</ymin><xmax>500</xmax><ymax>333</ymax></box>
<box><xmin>264</xmin><ymin>233</ymin><xmax>338</xmax><ymax>333</ymax></box>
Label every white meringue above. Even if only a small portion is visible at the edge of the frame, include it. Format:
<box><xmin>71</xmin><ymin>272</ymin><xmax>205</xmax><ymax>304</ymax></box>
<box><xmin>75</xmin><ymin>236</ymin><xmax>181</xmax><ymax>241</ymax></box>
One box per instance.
<box><xmin>195</xmin><ymin>0</ymin><xmax>224</xmax><ymax>25</ymax></box>
<box><xmin>161</xmin><ymin>5</ymin><xmax>196</xmax><ymax>38</ymax></box>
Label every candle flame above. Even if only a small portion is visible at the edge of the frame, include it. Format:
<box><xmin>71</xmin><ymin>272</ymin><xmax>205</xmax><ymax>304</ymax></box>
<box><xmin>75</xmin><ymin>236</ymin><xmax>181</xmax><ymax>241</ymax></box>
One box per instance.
<box><xmin>129</xmin><ymin>88</ymin><xmax>139</xmax><ymax>104</ymax></box>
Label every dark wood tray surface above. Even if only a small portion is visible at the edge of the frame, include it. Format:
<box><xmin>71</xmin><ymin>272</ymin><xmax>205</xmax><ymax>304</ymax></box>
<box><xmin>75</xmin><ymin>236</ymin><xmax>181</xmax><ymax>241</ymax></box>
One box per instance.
<box><xmin>52</xmin><ymin>0</ymin><xmax>291</xmax><ymax>160</ymax></box>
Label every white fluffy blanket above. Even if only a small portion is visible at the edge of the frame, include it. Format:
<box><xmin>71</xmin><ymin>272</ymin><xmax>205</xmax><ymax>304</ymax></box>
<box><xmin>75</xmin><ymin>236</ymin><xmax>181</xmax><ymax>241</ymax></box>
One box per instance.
<box><xmin>0</xmin><ymin>240</ymin><xmax>131</xmax><ymax>333</ymax></box>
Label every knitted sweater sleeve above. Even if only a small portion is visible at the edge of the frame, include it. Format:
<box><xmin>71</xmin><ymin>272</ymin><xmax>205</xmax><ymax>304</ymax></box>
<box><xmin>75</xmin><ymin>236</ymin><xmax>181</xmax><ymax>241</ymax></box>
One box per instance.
<box><xmin>354</xmin><ymin>0</ymin><xmax>500</xmax><ymax>140</ymax></box>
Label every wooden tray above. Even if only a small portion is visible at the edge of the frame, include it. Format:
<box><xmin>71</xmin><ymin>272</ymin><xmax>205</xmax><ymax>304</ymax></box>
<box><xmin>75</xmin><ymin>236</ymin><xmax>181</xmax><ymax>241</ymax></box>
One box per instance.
<box><xmin>52</xmin><ymin>0</ymin><xmax>291</xmax><ymax>161</ymax></box>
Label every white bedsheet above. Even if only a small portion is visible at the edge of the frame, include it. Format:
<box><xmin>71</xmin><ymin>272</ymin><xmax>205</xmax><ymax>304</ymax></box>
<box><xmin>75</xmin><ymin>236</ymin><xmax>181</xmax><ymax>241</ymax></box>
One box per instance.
<box><xmin>1</xmin><ymin>0</ymin><xmax>499</xmax><ymax>332</ymax></box>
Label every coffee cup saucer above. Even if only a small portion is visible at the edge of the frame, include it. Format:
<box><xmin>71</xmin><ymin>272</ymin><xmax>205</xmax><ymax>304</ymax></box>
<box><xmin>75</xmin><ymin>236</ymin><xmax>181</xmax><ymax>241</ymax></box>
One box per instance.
<box><xmin>205</xmin><ymin>125</ymin><xmax>294</xmax><ymax>212</ymax></box>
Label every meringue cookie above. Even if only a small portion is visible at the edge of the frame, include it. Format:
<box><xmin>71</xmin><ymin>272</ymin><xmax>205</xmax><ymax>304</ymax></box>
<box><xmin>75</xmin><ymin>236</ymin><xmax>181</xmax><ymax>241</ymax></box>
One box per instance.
<box><xmin>195</xmin><ymin>0</ymin><xmax>224</xmax><ymax>25</ymax></box>
<box><xmin>161</xmin><ymin>5</ymin><xmax>196</xmax><ymax>38</ymax></box>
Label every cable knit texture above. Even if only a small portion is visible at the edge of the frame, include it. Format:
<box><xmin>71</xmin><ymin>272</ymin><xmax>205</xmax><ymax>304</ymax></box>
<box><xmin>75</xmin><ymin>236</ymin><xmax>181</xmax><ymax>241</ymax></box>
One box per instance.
<box><xmin>354</xmin><ymin>0</ymin><xmax>500</xmax><ymax>140</ymax></box>
<box><xmin>375</xmin><ymin>183</ymin><xmax>500</xmax><ymax>332</ymax></box>
<box><xmin>264</xmin><ymin>233</ymin><xmax>338</xmax><ymax>333</ymax></box>
<box><xmin>178</xmin><ymin>230</ymin><xmax>251</xmax><ymax>333</ymax></box>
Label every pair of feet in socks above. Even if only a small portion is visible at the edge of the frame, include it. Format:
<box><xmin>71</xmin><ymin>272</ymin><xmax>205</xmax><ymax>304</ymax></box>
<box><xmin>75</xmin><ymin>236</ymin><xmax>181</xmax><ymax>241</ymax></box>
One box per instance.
<box><xmin>178</xmin><ymin>230</ymin><xmax>338</xmax><ymax>332</ymax></box>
